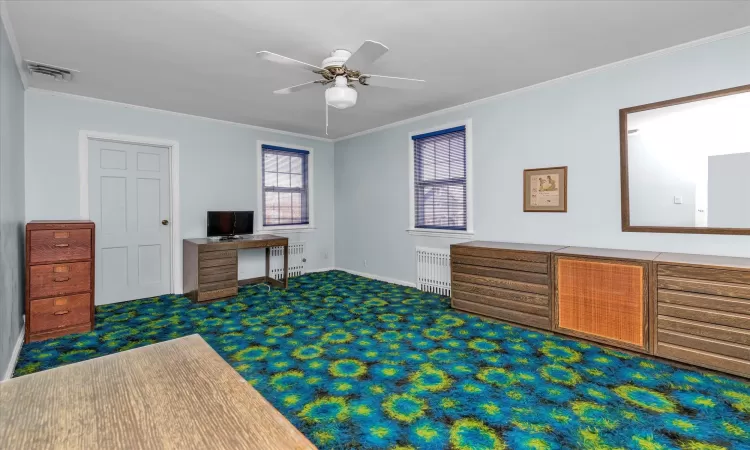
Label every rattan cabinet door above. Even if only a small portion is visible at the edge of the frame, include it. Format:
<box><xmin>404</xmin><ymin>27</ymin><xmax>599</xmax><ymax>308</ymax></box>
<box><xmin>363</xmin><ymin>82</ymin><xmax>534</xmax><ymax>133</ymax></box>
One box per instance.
<box><xmin>556</xmin><ymin>257</ymin><xmax>647</xmax><ymax>351</ymax></box>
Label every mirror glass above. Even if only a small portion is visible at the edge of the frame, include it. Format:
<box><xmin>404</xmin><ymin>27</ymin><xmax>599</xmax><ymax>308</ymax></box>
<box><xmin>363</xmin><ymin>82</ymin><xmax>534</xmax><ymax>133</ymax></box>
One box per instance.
<box><xmin>625</xmin><ymin>89</ymin><xmax>750</xmax><ymax>229</ymax></box>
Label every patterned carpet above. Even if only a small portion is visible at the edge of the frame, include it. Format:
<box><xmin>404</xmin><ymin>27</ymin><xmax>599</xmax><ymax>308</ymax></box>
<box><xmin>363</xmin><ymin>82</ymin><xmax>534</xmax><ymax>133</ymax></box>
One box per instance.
<box><xmin>14</xmin><ymin>270</ymin><xmax>750</xmax><ymax>449</ymax></box>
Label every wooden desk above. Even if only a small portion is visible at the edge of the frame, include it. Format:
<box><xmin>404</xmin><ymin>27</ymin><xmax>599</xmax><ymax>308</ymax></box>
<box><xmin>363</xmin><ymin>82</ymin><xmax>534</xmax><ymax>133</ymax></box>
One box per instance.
<box><xmin>0</xmin><ymin>335</ymin><xmax>316</xmax><ymax>449</ymax></box>
<box><xmin>183</xmin><ymin>234</ymin><xmax>289</xmax><ymax>302</ymax></box>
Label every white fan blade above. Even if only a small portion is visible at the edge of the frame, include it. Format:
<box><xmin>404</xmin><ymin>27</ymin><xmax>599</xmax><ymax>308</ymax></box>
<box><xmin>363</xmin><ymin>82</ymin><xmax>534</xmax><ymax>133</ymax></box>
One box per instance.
<box><xmin>256</xmin><ymin>51</ymin><xmax>322</xmax><ymax>72</ymax></box>
<box><xmin>362</xmin><ymin>74</ymin><xmax>425</xmax><ymax>89</ymax></box>
<box><xmin>274</xmin><ymin>81</ymin><xmax>320</xmax><ymax>95</ymax></box>
<box><xmin>345</xmin><ymin>40</ymin><xmax>388</xmax><ymax>70</ymax></box>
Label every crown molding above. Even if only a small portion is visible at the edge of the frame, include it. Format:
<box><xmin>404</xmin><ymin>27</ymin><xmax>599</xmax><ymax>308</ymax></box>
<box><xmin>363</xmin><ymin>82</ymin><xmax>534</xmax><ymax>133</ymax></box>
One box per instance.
<box><xmin>334</xmin><ymin>25</ymin><xmax>750</xmax><ymax>142</ymax></box>
<box><xmin>27</xmin><ymin>88</ymin><xmax>335</xmax><ymax>143</ymax></box>
<box><xmin>0</xmin><ymin>1</ymin><xmax>29</xmax><ymax>89</ymax></box>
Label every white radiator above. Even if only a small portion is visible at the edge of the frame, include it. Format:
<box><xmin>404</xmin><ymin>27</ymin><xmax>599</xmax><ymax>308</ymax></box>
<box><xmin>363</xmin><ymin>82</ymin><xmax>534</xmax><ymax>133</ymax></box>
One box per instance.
<box><xmin>416</xmin><ymin>246</ymin><xmax>451</xmax><ymax>296</ymax></box>
<box><xmin>270</xmin><ymin>242</ymin><xmax>306</xmax><ymax>280</ymax></box>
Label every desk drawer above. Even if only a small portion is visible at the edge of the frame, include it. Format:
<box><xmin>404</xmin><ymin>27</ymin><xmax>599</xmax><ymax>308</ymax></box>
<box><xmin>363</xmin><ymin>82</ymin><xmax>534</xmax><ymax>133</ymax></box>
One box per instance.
<box><xmin>200</xmin><ymin>250</ymin><xmax>237</xmax><ymax>261</ymax></box>
<box><xmin>29</xmin><ymin>229</ymin><xmax>92</xmax><ymax>264</ymax></box>
<box><xmin>200</xmin><ymin>257</ymin><xmax>237</xmax><ymax>268</ymax></box>
<box><xmin>200</xmin><ymin>271</ymin><xmax>237</xmax><ymax>284</ymax></box>
<box><xmin>30</xmin><ymin>262</ymin><xmax>91</xmax><ymax>299</ymax></box>
<box><xmin>198</xmin><ymin>286</ymin><xmax>238</xmax><ymax>302</ymax></box>
<box><xmin>29</xmin><ymin>293</ymin><xmax>90</xmax><ymax>333</ymax></box>
<box><xmin>200</xmin><ymin>280</ymin><xmax>237</xmax><ymax>292</ymax></box>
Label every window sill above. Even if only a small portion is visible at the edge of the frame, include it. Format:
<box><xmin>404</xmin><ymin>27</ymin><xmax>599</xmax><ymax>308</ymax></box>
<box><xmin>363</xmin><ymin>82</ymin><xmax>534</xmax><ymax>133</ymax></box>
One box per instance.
<box><xmin>260</xmin><ymin>226</ymin><xmax>317</xmax><ymax>234</ymax></box>
<box><xmin>406</xmin><ymin>228</ymin><xmax>475</xmax><ymax>239</ymax></box>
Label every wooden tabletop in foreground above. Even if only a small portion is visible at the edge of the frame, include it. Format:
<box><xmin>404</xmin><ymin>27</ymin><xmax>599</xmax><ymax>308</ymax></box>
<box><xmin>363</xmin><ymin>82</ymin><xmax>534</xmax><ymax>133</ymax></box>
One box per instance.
<box><xmin>0</xmin><ymin>335</ymin><xmax>317</xmax><ymax>450</ymax></box>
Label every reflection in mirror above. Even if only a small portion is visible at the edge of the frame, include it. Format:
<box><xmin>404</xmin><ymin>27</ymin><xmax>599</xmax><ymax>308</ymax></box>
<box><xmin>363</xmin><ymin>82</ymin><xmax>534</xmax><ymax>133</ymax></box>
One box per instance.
<box><xmin>625</xmin><ymin>88</ymin><xmax>750</xmax><ymax>230</ymax></box>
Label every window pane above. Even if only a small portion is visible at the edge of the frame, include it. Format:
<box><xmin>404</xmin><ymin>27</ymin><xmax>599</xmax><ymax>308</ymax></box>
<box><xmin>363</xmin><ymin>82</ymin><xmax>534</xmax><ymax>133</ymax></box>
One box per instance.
<box><xmin>278</xmin><ymin>173</ymin><xmax>291</xmax><ymax>188</ymax></box>
<box><xmin>292</xmin><ymin>192</ymin><xmax>301</xmax><ymax>208</ymax></box>
<box><xmin>450</xmin><ymin>138</ymin><xmax>465</xmax><ymax>178</ymax></box>
<box><xmin>279</xmin><ymin>192</ymin><xmax>292</xmax><ymax>208</ymax></box>
<box><xmin>290</xmin><ymin>156</ymin><xmax>302</xmax><ymax>174</ymax></box>
<box><xmin>279</xmin><ymin>207</ymin><xmax>292</xmax><ymax>220</ymax></box>
<box><xmin>278</xmin><ymin>155</ymin><xmax>291</xmax><ymax>173</ymax></box>
<box><xmin>264</xmin><ymin>153</ymin><xmax>277</xmax><ymax>172</ymax></box>
<box><xmin>265</xmin><ymin>191</ymin><xmax>279</xmax><ymax>207</ymax></box>
<box><xmin>290</xmin><ymin>174</ymin><xmax>303</xmax><ymax>188</ymax></box>
<box><xmin>264</xmin><ymin>172</ymin><xmax>277</xmax><ymax>187</ymax></box>
<box><xmin>419</xmin><ymin>143</ymin><xmax>436</xmax><ymax>181</ymax></box>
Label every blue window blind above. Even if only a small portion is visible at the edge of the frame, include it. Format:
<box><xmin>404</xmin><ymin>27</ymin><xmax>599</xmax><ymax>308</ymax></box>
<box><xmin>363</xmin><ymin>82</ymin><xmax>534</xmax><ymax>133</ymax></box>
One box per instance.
<box><xmin>262</xmin><ymin>145</ymin><xmax>309</xmax><ymax>226</ymax></box>
<box><xmin>413</xmin><ymin>126</ymin><xmax>467</xmax><ymax>230</ymax></box>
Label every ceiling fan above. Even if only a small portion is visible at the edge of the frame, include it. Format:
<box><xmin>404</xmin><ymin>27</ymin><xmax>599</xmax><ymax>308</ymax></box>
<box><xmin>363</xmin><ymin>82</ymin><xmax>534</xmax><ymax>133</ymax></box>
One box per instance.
<box><xmin>256</xmin><ymin>40</ymin><xmax>425</xmax><ymax>135</ymax></box>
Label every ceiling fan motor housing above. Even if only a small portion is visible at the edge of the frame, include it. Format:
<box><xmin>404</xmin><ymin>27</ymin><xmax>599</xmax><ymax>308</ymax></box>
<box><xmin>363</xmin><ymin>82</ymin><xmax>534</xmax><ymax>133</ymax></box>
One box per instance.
<box><xmin>322</xmin><ymin>49</ymin><xmax>352</xmax><ymax>69</ymax></box>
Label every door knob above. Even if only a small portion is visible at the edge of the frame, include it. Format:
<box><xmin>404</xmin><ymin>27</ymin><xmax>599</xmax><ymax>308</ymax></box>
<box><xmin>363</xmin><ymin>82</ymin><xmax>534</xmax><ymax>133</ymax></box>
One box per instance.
<box><xmin>162</xmin><ymin>219</ymin><xmax>169</xmax><ymax>225</ymax></box>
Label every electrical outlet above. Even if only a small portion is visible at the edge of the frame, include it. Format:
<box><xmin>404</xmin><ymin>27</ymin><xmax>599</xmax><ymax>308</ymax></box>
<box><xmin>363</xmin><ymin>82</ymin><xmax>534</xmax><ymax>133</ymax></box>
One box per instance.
<box><xmin>322</xmin><ymin>251</ymin><xmax>329</xmax><ymax>260</ymax></box>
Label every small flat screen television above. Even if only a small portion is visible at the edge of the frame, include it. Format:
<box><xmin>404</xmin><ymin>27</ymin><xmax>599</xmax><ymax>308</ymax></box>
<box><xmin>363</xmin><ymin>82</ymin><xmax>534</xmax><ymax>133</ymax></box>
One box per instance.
<box><xmin>207</xmin><ymin>211</ymin><xmax>254</xmax><ymax>238</ymax></box>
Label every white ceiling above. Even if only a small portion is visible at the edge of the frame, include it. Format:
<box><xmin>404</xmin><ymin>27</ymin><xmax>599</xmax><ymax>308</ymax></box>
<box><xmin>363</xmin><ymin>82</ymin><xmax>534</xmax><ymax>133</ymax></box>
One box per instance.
<box><xmin>7</xmin><ymin>1</ymin><xmax>750</xmax><ymax>139</ymax></box>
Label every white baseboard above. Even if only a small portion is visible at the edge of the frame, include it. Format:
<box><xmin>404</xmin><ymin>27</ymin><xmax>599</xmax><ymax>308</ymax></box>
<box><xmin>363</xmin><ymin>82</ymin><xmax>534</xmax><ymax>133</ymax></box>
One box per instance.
<box><xmin>2</xmin><ymin>317</ymin><xmax>25</xmax><ymax>382</ymax></box>
<box><xmin>335</xmin><ymin>268</ymin><xmax>416</xmax><ymax>288</ymax></box>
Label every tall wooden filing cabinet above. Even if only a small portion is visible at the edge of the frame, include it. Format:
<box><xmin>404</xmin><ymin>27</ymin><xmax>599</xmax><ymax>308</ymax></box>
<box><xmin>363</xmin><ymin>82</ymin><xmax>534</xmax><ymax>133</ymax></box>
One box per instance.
<box><xmin>25</xmin><ymin>221</ymin><xmax>95</xmax><ymax>342</ymax></box>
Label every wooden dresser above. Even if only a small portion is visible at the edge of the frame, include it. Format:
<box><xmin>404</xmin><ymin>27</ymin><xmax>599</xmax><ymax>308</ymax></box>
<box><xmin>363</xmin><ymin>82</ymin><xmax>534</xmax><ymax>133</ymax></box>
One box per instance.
<box><xmin>653</xmin><ymin>253</ymin><xmax>750</xmax><ymax>378</ymax></box>
<box><xmin>26</xmin><ymin>221</ymin><xmax>95</xmax><ymax>342</ymax></box>
<box><xmin>450</xmin><ymin>241</ymin><xmax>565</xmax><ymax>330</ymax></box>
<box><xmin>450</xmin><ymin>241</ymin><xmax>750</xmax><ymax>378</ymax></box>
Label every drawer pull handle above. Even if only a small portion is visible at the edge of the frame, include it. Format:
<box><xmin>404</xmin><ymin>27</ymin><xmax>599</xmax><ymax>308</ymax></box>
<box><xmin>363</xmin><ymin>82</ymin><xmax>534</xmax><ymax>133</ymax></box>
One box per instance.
<box><xmin>54</xmin><ymin>244</ymin><xmax>70</xmax><ymax>248</ymax></box>
<box><xmin>53</xmin><ymin>310</ymin><xmax>70</xmax><ymax>316</ymax></box>
<box><xmin>53</xmin><ymin>277</ymin><xmax>71</xmax><ymax>282</ymax></box>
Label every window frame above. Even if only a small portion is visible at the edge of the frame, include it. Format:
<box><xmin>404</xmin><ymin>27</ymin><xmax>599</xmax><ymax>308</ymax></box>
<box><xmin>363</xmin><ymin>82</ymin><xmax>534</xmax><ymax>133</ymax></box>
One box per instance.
<box><xmin>256</xmin><ymin>140</ymin><xmax>315</xmax><ymax>232</ymax></box>
<box><xmin>407</xmin><ymin>119</ymin><xmax>474</xmax><ymax>238</ymax></box>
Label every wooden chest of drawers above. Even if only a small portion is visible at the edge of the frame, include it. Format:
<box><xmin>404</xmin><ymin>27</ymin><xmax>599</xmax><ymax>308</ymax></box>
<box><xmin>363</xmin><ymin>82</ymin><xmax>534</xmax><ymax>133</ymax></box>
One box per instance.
<box><xmin>654</xmin><ymin>253</ymin><xmax>750</xmax><ymax>378</ymax></box>
<box><xmin>183</xmin><ymin>241</ymin><xmax>239</xmax><ymax>302</ymax></box>
<box><xmin>26</xmin><ymin>221</ymin><xmax>95</xmax><ymax>342</ymax></box>
<box><xmin>450</xmin><ymin>241</ymin><xmax>565</xmax><ymax>330</ymax></box>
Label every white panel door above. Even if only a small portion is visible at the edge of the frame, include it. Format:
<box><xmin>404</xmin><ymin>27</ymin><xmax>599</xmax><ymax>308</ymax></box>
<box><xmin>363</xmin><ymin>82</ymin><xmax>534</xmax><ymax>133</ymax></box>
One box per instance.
<box><xmin>89</xmin><ymin>139</ymin><xmax>171</xmax><ymax>305</ymax></box>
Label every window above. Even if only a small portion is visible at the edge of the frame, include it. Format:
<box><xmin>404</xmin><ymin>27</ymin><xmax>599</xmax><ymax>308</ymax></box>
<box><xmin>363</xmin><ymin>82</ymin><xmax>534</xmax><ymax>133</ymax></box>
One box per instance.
<box><xmin>261</xmin><ymin>144</ymin><xmax>310</xmax><ymax>227</ymax></box>
<box><xmin>412</xmin><ymin>125</ymin><xmax>468</xmax><ymax>231</ymax></box>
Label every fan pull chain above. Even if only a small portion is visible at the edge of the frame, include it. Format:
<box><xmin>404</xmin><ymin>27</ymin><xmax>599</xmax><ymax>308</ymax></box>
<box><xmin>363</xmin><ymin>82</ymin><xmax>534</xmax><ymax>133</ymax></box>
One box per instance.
<box><xmin>325</xmin><ymin>101</ymin><xmax>329</xmax><ymax>136</ymax></box>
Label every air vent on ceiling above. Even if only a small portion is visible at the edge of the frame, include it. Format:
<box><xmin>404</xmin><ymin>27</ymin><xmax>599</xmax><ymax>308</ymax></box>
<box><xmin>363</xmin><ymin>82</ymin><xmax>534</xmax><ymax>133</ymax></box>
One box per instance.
<box><xmin>25</xmin><ymin>60</ymin><xmax>76</xmax><ymax>82</ymax></box>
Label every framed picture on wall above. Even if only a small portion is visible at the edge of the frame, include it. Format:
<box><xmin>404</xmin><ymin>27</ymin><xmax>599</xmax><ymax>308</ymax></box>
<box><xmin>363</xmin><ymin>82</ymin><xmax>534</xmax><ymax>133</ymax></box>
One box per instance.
<box><xmin>524</xmin><ymin>166</ymin><xmax>567</xmax><ymax>212</ymax></box>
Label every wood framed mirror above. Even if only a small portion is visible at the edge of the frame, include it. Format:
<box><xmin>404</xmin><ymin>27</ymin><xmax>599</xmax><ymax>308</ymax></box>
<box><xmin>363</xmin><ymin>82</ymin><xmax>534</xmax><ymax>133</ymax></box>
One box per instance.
<box><xmin>620</xmin><ymin>84</ymin><xmax>750</xmax><ymax>235</ymax></box>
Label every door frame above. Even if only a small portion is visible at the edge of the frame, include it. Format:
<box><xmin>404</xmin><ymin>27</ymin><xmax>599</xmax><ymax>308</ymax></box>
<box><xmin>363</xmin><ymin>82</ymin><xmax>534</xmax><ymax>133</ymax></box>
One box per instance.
<box><xmin>78</xmin><ymin>130</ymin><xmax>182</xmax><ymax>295</ymax></box>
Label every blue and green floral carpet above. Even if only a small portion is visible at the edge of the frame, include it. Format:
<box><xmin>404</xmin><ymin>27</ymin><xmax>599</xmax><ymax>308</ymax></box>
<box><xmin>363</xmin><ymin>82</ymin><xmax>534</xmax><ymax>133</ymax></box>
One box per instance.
<box><xmin>14</xmin><ymin>270</ymin><xmax>750</xmax><ymax>449</ymax></box>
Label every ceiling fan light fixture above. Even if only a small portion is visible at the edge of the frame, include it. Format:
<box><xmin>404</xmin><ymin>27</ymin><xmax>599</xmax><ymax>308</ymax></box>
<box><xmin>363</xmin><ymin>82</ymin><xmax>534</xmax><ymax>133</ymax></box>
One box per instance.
<box><xmin>325</xmin><ymin>76</ymin><xmax>357</xmax><ymax>109</ymax></box>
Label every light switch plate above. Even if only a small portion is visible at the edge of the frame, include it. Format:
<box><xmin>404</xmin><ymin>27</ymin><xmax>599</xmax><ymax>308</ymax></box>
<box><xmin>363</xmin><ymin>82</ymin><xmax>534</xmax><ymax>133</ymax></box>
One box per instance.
<box><xmin>674</xmin><ymin>196</ymin><xmax>683</xmax><ymax>204</ymax></box>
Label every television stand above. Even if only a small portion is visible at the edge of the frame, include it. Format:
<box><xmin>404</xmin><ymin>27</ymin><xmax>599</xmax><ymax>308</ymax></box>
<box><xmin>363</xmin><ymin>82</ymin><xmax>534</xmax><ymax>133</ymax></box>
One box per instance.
<box><xmin>183</xmin><ymin>234</ymin><xmax>289</xmax><ymax>302</ymax></box>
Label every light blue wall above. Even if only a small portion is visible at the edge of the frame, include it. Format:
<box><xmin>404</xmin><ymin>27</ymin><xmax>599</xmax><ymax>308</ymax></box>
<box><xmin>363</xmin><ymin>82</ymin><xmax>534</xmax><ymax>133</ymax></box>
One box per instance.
<box><xmin>25</xmin><ymin>90</ymin><xmax>335</xmax><ymax>293</ymax></box>
<box><xmin>0</xmin><ymin>14</ymin><xmax>26</xmax><ymax>377</ymax></box>
<box><xmin>335</xmin><ymin>32</ymin><xmax>750</xmax><ymax>285</ymax></box>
